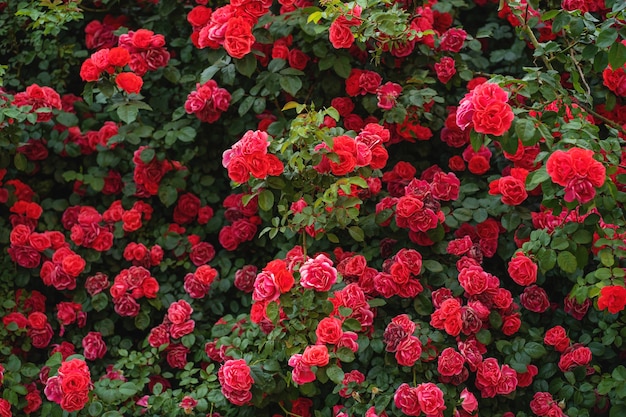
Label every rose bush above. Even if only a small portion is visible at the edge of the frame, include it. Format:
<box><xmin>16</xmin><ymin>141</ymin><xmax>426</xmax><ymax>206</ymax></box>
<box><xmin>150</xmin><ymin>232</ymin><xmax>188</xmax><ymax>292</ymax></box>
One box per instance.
<box><xmin>1</xmin><ymin>0</ymin><xmax>626</xmax><ymax>416</ymax></box>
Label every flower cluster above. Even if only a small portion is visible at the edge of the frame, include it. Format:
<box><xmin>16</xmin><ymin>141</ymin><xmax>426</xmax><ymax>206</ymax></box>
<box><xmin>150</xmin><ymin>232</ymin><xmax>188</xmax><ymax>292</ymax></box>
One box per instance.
<box><xmin>218</xmin><ymin>193</ymin><xmax>261</xmax><ymax>251</ymax></box>
<box><xmin>222</xmin><ymin>130</ymin><xmax>284</xmax><ymax>184</ymax></box>
<box><xmin>184</xmin><ymin>264</ymin><xmax>218</xmax><ymax>299</ymax></box>
<box><xmin>84</xmin><ymin>15</ymin><xmax>128</xmax><ymax>50</ymax></box>
<box><xmin>109</xmin><ymin>266</ymin><xmax>159</xmax><ymax>317</ymax></box>
<box><xmin>374</xmin><ymin>248</ymin><xmax>424</xmax><ymax>298</ymax></box>
<box><xmin>44</xmin><ymin>358</ymin><xmax>93</xmax><ymax>412</ymax></box>
<box><xmin>394</xmin><ymin>382</ymin><xmax>447</xmax><ymax>417</ymax></box>
<box><xmin>62</xmin><ymin>205</ymin><xmax>114</xmax><ymax>252</ymax></box>
<box><xmin>132</xmin><ymin>146</ymin><xmax>179</xmax><ymax>197</ymax></box>
<box><xmin>11</xmin><ymin>84</ymin><xmax>61</xmax><ymax>122</ymax></box>
<box><xmin>117</xmin><ymin>29</ymin><xmax>170</xmax><ymax>76</ymax></box>
<box><xmin>546</xmin><ymin>147</ymin><xmax>606</xmax><ymax>203</ymax></box>
<box><xmin>79</xmin><ymin>47</ymin><xmax>144</xmax><ymax>94</ymax></box>
<box><xmin>123</xmin><ymin>242</ymin><xmax>164</xmax><ymax>268</ymax></box>
<box><xmin>184</xmin><ymin>79</ymin><xmax>231</xmax><ymax>123</ymax></box>
<box><xmin>456</xmin><ymin>82</ymin><xmax>514</xmax><ymax>137</ymax></box>
<box><xmin>383</xmin><ymin>314</ymin><xmax>423</xmax><ymax>366</ymax></box>
<box><xmin>148</xmin><ymin>299</ymin><xmax>195</xmax><ymax>348</ymax></box>
<box><xmin>40</xmin><ymin>247</ymin><xmax>86</xmax><ymax>291</ymax></box>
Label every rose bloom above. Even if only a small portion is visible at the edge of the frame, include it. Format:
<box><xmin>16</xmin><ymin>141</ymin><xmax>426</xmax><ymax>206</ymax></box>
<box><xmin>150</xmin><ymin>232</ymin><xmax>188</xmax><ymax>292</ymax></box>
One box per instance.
<box><xmin>301</xmin><ymin>345</ymin><xmax>330</xmax><ymax>367</ymax></box>
<box><xmin>289</xmin><ymin>353</ymin><xmax>316</xmax><ymax>385</ymax></box>
<box><xmin>395</xmin><ymin>335</ymin><xmax>422</xmax><ymax>367</ymax></box>
<box><xmin>82</xmin><ymin>332</ymin><xmax>107</xmax><ymax>360</ymax></box>
<box><xmin>299</xmin><ymin>254</ymin><xmax>337</xmax><ymax>292</ymax></box>
<box><xmin>520</xmin><ymin>285</ymin><xmax>550</xmax><ymax>313</ymax></box>
<box><xmin>115</xmin><ymin>72</ymin><xmax>143</xmax><ymax>94</ymax></box>
<box><xmin>316</xmin><ymin>316</ymin><xmax>343</xmax><ymax>345</ymax></box>
<box><xmin>437</xmin><ymin>347</ymin><xmax>465</xmax><ymax>377</ymax></box>
<box><xmin>507</xmin><ymin>252</ymin><xmax>538</xmax><ymax>286</ymax></box>
<box><xmin>597</xmin><ymin>285</ymin><xmax>626</xmax><ymax>314</ymax></box>
<box><xmin>218</xmin><ymin>359</ymin><xmax>254</xmax><ymax>392</ymax></box>
<box><xmin>414</xmin><ymin>382</ymin><xmax>446</xmax><ymax>417</ymax></box>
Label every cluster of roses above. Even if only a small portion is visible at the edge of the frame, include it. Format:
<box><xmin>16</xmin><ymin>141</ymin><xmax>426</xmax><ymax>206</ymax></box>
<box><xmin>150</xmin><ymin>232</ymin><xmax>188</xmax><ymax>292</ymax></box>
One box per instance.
<box><xmin>433</xmin><ymin>28</ymin><xmax>468</xmax><ymax>84</ymax></box>
<box><xmin>3</xmin><ymin>309</ymin><xmax>54</xmax><ymax>349</ymax></box>
<box><xmin>184</xmin><ymin>79</ymin><xmax>231</xmax><ymax>123</ymax></box>
<box><xmin>488</xmin><ymin>167</ymin><xmax>529</xmax><ymax>206</ymax></box>
<box><xmin>189</xmin><ymin>0</ymin><xmax>272</xmax><ymax>59</ymax></box>
<box><xmin>448</xmin><ymin>218</ymin><xmax>502</xmax><ymax>261</ymax></box>
<box><xmin>64</xmin><ymin>121</ymin><xmax>119</xmax><ymax>156</ymax></box>
<box><xmin>431</xmin><ymin>259</ymin><xmax>521</xmax><ymax>338</ymax></box>
<box><xmin>44</xmin><ymin>358</ymin><xmax>92</xmax><ymax>412</ymax></box>
<box><xmin>456</xmin><ymin>82</ymin><xmax>514</xmax><ymax>137</ymax></box>
<box><xmin>148</xmin><ymin>300</ymin><xmax>195</xmax><ymax>349</ymax></box>
<box><xmin>62</xmin><ymin>205</ymin><xmax>114</xmax><ymax>252</ymax></box>
<box><xmin>184</xmin><ymin>264</ymin><xmax>218</xmax><ymax>299</ymax></box>
<box><xmin>173</xmin><ymin>192</ymin><xmax>213</xmax><ymax>226</ymax></box>
<box><xmin>314</xmin><ymin>123</ymin><xmax>390</xmax><ymax>176</ymax></box>
<box><xmin>393</xmin><ymin>382</ymin><xmax>447</xmax><ymax>417</ymax></box>
<box><xmin>218</xmin><ymin>193</ymin><xmax>262</xmax><ymax>251</ymax></box>
<box><xmin>222</xmin><ymin>129</ymin><xmax>284</xmax><ymax>184</ymax></box>
<box><xmin>378</xmin><ymin>165</ymin><xmax>459</xmax><ymax>245</ymax></box>
<box><xmin>79</xmin><ymin>46</ymin><xmax>144</xmax><ymax>94</ymax></box>
<box><xmin>383</xmin><ymin>314</ymin><xmax>423</xmax><ymax>367</ymax></box>
<box><xmin>118</xmin><ymin>29</ymin><xmax>170</xmax><ymax>77</ymax></box>
<box><xmin>546</xmin><ymin>147</ymin><xmax>606</xmax><ymax>204</ymax></box>
<box><xmin>602</xmin><ymin>40</ymin><xmax>626</xmax><ymax>97</ymax></box>
<box><xmin>56</xmin><ymin>301</ymin><xmax>86</xmax><ymax>335</ymax></box>
<box><xmin>266</xmin><ymin>35</ymin><xmax>311</xmax><ymax>71</ymax></box>
<box><xmin>597</xmin><ymin>285</ymin><xmax>626</xmax><ymax>314</ymax></box>
<box><xmin>10</xmin><ymin>83</ymin><xmax>62</xmax><ymax>122</ymax></box>
<box><xmin>373</xmin><ymin>248</ymin><xmax>424</xmax><ymax>299</ymax></box>
<box><xmin>40</xmin><ymin>247</ymin><xmax>86</xmax><ymax>291</ymax></box>
<box><xmin>218</xmin><ymin>359</ymin><xmax>254</xmax><ymax>406</ymax></box>
<box><xmin>132</xmin><ymin>146</ymin><xmax>181</xmax><ymax>197</ymax></box>
<box><xmin>109</xmin><ymin>266</ymin><xmax>159</xmax><ymax>317</ymax></box>
<box><xmin>84</xmin><ymin>15</ymin><xmax>128</xmax><ymax>50</ymax></box>
<box><xmin>123</xmin><ymin>242</ymin><xmax>164</xmax><ymax>268</ymax></box>
<box><xmin>530</xmin><ymin>392</ymin><xmax>568</xmax><ymax>417</ymax></box>
<box><xmin>543</xmin><ymin>326</ymin><xmax>593</xmax><ymax>373</ymax></box>
<box><xmin>103</xmin><ymin>199</ymin><xmax>153</xmax><ymax>233</ymax></box>
<box><xmin>8</xmin><ymin>202</ymin><xmax>59</xmax><ymax>269</ymax></box>
<box><xmin>251</xmin><ymin>258</ymin><xmax>295</xmax><ymax>330</ymax></box>
<box><xmin>185</xmin><ymin>234</ymin><xmax>216</xmax><ymax>267</ymax></box>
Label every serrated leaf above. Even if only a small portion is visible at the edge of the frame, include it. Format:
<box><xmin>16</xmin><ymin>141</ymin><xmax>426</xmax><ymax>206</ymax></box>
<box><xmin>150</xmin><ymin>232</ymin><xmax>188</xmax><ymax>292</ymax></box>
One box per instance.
<box><xmin>557</xmin><ymin>251</ymin><xmax>578</xmax><ymax>273</ymax></box>
<box><xmin>348</xmin><ymin>226</ymin><xmax>364</xmax><ymax>242</ymax></box>
<box><xmin>326</xmin><ymin>365</ymin><xmax>344</xmax><ymax>384</ymax></box>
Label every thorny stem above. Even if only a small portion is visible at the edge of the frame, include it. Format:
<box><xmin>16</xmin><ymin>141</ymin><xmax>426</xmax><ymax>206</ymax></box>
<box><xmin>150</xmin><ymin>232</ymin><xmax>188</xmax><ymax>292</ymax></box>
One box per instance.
<box><xmin>569</xmin><ymin>49</ymin><xmax>592</xmax><ymax>99</ymax></box>
<box><xmin>518</xmin><ymin>14</ymin><xmax>555</xmax><ymax>72</ymax></box>
<box><xmin>577</xmin><ymin>103</ymin><xmax>626</xmax><ymax>136</ymax></box>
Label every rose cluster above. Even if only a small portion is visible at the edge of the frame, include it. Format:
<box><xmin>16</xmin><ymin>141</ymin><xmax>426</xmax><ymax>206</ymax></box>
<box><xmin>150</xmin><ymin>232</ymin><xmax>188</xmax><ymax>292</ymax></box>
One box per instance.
<box><xmin>11</xmin><ymin>84</ymin><xmax>62</xmax><ymax>122</ymax></box>
<box><xmin>546</xmin><ymin>147</ymin><xmax>606</xmax><ymax>204</ymax></box>
<box><xmin>44</xmin><ymin>358</ymin><xmax>93</xmax><ymax>412</ymax></box>
<box><xmin>148</xmin><ymin>299</ymin><xmax>195</xmax><ymax>348</ymax></box>
<box><xmin>132</xmin><ymin>146</ymin><xmax>180</xmax><ymax>197</ymax></box>
<box><xmin>123</xmin><ymin>242</ymin><xmax>164</xmax><ymax>268</ymax></box>
<box><xmin>84</xmin><ymin>15</ymin><xmax>128</xmax><ymax>50</ymax></box>
<box><xmin>79</xmin><ymin>46</ymin><xmax>144</xmax><ymax>94</ymax></box>
<box><xmin>222</xmin><ymin>129</ymin><xmax>284</xmax><ymax>184</ymax></box>
<box><xmin>62</xmin><ymin>205</ymin><xmax>114</xmax><ymax>252</ymax></box>
<box><xmin>383</xmin><ymin>314</ymin><xmax>423</xmax><ymax>367</ymax></box>
<box><xmin>456</xmin><ymin>82</ymin><xmax>514</xmax><ymax>137</ymax></box>
<box><xmin>184</xmin><ymin>264</ymin><xmax>218</xmax><ymax>299</ymax></box>
<box><xmin>184</xmin><ymin>79</ymin><xmax>231</xmax><ymax>123</ymax></box>
<box><xmin>218</xmin><ymin>193</ymin><xmax>261</xmax><ymax>251</ymax></box>
<box><xmin>117</xmin><ymin>29</ymin><xmax>170</xmax><ymax>76</ymax></box>
<box><xmin>393</xmin><ymin>382</ymin><xmax>447</xmax><ymax>417</ymax></box>
<box><xmin>373</xmin><ymin>248</ymin><xmax>424</xmax><ymax>298</ymax></box>
<box><xmin>109</xmin><ymin>266</ymin><xmax>159</xmax><ymax>317</ymax></box>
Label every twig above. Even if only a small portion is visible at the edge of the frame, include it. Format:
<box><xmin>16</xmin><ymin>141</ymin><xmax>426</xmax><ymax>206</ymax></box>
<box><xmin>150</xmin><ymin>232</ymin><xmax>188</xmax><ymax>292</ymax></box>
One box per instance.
<box><xmin>569</xmin><ymin>49</ymin><xmax>592</xmax><ymax>99</ymax></box>
<box><xmin>577</xmin><ymin>103</ymin><xmax>626</xmax><ymax>136</ymax></box>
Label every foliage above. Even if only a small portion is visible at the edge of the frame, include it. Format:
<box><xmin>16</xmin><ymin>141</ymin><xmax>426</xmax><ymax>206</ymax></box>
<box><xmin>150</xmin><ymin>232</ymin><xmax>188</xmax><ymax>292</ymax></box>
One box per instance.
<box><xmin>0</xmin><ymin>0</ymin><xmax>626</xmax><ymax>416</ymax></box>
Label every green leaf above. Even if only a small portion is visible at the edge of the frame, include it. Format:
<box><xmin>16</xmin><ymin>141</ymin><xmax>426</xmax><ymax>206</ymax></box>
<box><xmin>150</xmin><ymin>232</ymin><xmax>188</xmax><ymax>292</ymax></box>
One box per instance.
<box><xmin>279</xmin><ymin>76</ymin><xmax>302</xmax><ymax>96</ymax></box>
<box><xmin>89</xmin><ymin>401</ymin><xmax>104</xmax><ymax>417</ymax></box>
<box><xmin>326</xmin><ymin>365</ymin><xmax>345</xmax><ymax>384</ymax></box>
<box><xmin>333</xmin><ymin>55</ymin><xmax>352</xmax><ymax>78</ymax></box>
<box><xmin>515</xmin><ymin>118</ymin><xmax>537</xmax><ymax>145</ymax></box>
<box><xmin>56</xmin><ymin>111</ymin><xmax>79</xmax><ymax>127</ymax></box>
<box><xmin>134</xmin><ymin>312</ymin><xmax>150</xmax><ymax>330</ymax></box>
<box><xmin>596</xmin><ymin>27</ymin><xmax>618</xmax><ymax>48</ymax></box>
<box><xmin>422</xmin><ymin>260</ymin><xmax>442</xmax><ymax>273</ymax></box>
<box><xmin>91</xmin><ymin>292</ymin><xmax>108</xmax><ymax>312</ymax></box>
<box><xmin>524</xmin><ymin>341</ymin><xmax>547</xmax><ymax>359</ymax></box>
<box><xmin>266</xmin><ymin>301</ymin><xmax>279</xmax><ymax>324</ymax></box>
<box><xmin>335</xmin><ymin>347</ymin><xmax>355</xmax><ymax>363</ymax></box>
<box><xmin>235</xmin><ymin>54</ymin><xmax>257</xmax><ymax>77</ymax></box>
<box><xmin>348</xmin><ymin>226</ymin><xmax>364</xmax><ymax>242</ymax></box>
<box><xmin>258</xmin><ymin>189</ymin><xmax>274</xmax><ymax>212</ymax></box>
<box><xmin>117</xmin><ymin>103</ymin><xmax>139</xmax><ymax>124</ymax></box>
<box><xmin>526</xmin><ymin>166</ymin><xmax>550</xmax><ymax>190</ymax></box>
<box><xmin>158</xmin><ymin>185</ymin><xmax>178</xmax><ymax>207</ymax></box>
<box><xmin>608</xmin><ymin>41</ymin><xmax>626</xmax><ymax>70</ymax></box>
<box><xmin>140</xmin><ymin>148</ymin><xmax>155</xmax><ymax>163</ymax></box>
<box><xmin>557</xmin><ymin>251</ymin><xmax>578</xmax><ymax>273</ymax></box>
<box><xmin>14</xmin><ymin>153</ymin><xmax>27</xmax><ymax>171</ymax></box>
<box><xmin>118</xmin><ymin>382</ymin><xmax>139</xmax><ymax>397</ymax></box>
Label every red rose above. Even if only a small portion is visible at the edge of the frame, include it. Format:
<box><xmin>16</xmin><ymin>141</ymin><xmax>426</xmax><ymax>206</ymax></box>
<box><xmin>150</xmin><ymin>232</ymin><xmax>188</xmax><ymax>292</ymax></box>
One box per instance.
<box><xmin>141</xmin><ymin>277</ymin><xmax>159</xmax><ymax>298</ymax></box>
<box><xmin>219</xmin><ymin>225</ymin><xmax>240</xmax><ymax>251</ymax></box>
<box><xmin>439</xmin><ymin>28</ymin><xmax>467</xmax><ymax>52</ymax></box>
<box><xmin>597</xmin><ymin>285</ymin><xmax>626</xmax><ymax>314</ymax></box>
<box><xmin>82</xmin><ymin>332</ymin><xmax>107</xmax><ymax>360</ymax></box>
<box><xmin>79</xmin><ymin>59</ymin><xmax>101</xmax><ymax>82</ymax></box>
<box><xmin>501</xmin><ymin>313</ymin><xmax>521</xmax><ymax>336</ymax></box>
<box><xmin>467</xmin><ymin>155</ymin><xmax>490</xmax><ymax>175</ymax></box>
<box><xmin>492</xmin><ymin>176</ymin><xmax>527</xmax><ymax>205</ymax></box>
<box><xmin>173</xmin><ymin>193</ymin><xmax>201</xmax><ymax>224</ymax></box>
<box><xmin>507</xmin><ymin>252</ymin><xmax>537</xmax><ymax>286</ymax></box>
<box><xmin>166</xmin><ymin>343</ymin><xmax>190</xmax><ymax>369</ymax></box>
<box><xmin>60</xmin><ymin>390</ymin><xmax>90</xmax><ymax>412</ymax></box>
<box><xmin>301</xmin><ymin>345</ymin><xmax>329</xmax><ymax>367</ymax></box>
<box><xmin>224</xmin><ymin>18</ymin><xmax>254</xmax><ymax>59</ymax></box>
<box><xmin>394</xmin><ymin>383</ymin><xmax>421</xmax><ymax>416</ymax></box>
<box><xmin>315</xmin><ymin>316</ymin><xmax>343</xmax><ymax>345</ymax></box>
<box><xmin>115</xmin><ymin>72</ymin><xmax>143</xmax><ymax>94</ymax></box>
<box><xmin>234</xmin><ymin>265</ymin><xmax>257</xmax><ymax>292</ymax></box>
<box><xmin>520</xmin><ymin>285</ymin><xmax>550</xmax><ymax>313</ymax></box>
<box><xmin>218</xmin><ymin>359</ymin><xmax>254</xmax><ymax>391</ymax></box>
<box><xmin>108</xmin><ymin>47</ymin><xmax>131</xmax><ymax>67</ymax></box>
<box><xmin>113</xmin><ymin>293</ymin><xmax>140</xmax><ymax>317</ymax></box>
<box><xmin>288</xmin><ymin>48</ymin><xmax>309</xmax><ymax>70</ymax></box>
<box><xmin>435</xmin><ymin>56</ymin><xmax>456</xmax><ymax>84</ymax></box>
<box><xmin>170</xmin><ymin>319</ymin><xmax>195</xmax><ymax>339</ymax></box>
<box><xmin>168</xmin><ymin>299</ymin><xmax>193</xmax><ymax>324</ymax></box>
<box><xmin>395</xmin><ymin>335</ymin><xmax>422</xmax><ymax>367</ymax></box>
<box><xmin>472</xmin><ymin>100</ymin><xmax>514</xmax><ymax>136</ymax></box>
<box><xmin>330</xmin><ymin>97</ymin><xmax>355</xmax><ymax>117</ymax></box>
<box><xmin>329</xmin><ymin>18</ymin><xmax>355</xmax><ymax>49</ymax></box>
<box><xmin>415</xmin><ymin>382</ymin><xmax>446</xmax><ymax>416</ymax></box>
